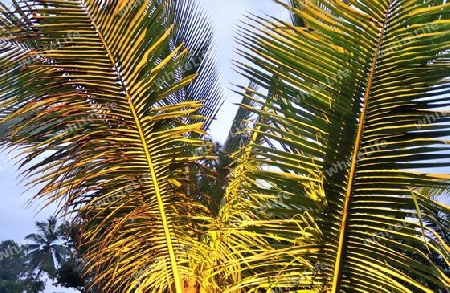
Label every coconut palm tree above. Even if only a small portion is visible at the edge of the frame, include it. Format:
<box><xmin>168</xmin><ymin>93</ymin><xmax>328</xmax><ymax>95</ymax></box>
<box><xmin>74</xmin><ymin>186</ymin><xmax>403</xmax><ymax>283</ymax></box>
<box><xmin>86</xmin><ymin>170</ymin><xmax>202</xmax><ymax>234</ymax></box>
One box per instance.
<box><xmin>23</xmin><ymin>216</ymin><xmax>70</xmax><ymax>280</ymax></box>
<box><xmin>1</xmin><ymin>0</ymin><xmax>450</xmax><ymax>292</ymax></box>
<box><xmin>1</xmin><ymin>0</ymin><xmax>221</xmax><ymax>291</ymax></box>
<box><xmin>0</xmin><ymin>240</ymin><xmax>45</xmax><ymax>293</ymax></box>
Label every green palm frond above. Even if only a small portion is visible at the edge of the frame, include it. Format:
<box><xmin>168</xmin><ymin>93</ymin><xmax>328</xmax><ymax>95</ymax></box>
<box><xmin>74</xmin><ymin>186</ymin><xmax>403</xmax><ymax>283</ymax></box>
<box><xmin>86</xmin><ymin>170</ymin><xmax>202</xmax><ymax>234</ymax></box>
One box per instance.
<box><xmin>416</xmin><ymin>180</ymin><xmax>450</xmax><ymax>201</ymax></box>
<box><xmin>222</xmin><ymin>81</ymin><xmax>259</xmax><ymax>154</ymax></box>
<box><xmin>152</xmin><ymin>0</ymin><xmax>223</xmax><ymax>133</ymax></box>
<box><xmin>0</xmin><ymin>0</ymin><xmax>222</xmax><ymax>292</ymax></box>
<box><xmin>194</xmin><ymin>82</ymin><xmax>260</xmax><ymax>216</ymax></box>
<box><xmin>211</xmin><ymin>0</ymin><xmax>450</xmax><ymax>292</ymax></box>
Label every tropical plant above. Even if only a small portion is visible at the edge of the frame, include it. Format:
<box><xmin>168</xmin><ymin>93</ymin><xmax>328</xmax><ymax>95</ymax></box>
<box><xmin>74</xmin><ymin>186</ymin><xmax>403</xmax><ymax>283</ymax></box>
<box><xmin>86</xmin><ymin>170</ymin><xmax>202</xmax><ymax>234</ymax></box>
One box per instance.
<box><xmin>0</xmin><ymin>240</ymin><xmax>45</xmax><ymax>293</ymax></box>
<box><xmin>0</xmin><ymin>0</ymin><xmax>221</xmax><ymax>292</ymax></box>
<box><xmin>24</xmin><ymin>216</ymin><xmax>70</xmax><ymax>280</ymax></box>
<box><xmin>1</xmin><ymin>0</ymin><xmax>450</xmax><ymax>293</ymax></box>
<box><xmin>402</xmin><ymin>185</ymin><xmax>450</xmax><ymax>292</ymax></box>
<box><xmin>56</xmin><ymin>220</ymin><xmax>102</xmax><ymax>292</ymax></box>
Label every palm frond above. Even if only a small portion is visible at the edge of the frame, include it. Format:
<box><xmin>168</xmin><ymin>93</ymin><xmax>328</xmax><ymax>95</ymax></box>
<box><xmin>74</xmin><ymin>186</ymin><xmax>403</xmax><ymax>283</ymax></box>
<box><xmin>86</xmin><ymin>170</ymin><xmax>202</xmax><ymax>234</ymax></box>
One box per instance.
<box><xmin>0</xmin><ymin>0</ymin><xmax>221</xmax><ymax>292</ymax></box>
<box><xmin>212</xmin><ymin>0</ymin><xmax>450</xmax><ymax>292</ymax></box>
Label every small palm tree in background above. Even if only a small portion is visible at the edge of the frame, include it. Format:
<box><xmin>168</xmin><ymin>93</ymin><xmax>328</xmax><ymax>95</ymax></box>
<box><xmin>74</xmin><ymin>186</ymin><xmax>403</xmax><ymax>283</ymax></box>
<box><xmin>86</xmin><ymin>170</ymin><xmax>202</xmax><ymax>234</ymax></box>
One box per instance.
<box><xmin>0</xmin><ymin>240</ymin><xmax>45</xmax><ymax>293</ymax></box>
<box><xmin>24</xmin><ymin>216</ymin><xmax>70</xmax><ymax>280</ymax></box>
<box><xmin>0</xmin><ymin>0</ymin><xmax>450</xmax><ymax>292</ymax></box>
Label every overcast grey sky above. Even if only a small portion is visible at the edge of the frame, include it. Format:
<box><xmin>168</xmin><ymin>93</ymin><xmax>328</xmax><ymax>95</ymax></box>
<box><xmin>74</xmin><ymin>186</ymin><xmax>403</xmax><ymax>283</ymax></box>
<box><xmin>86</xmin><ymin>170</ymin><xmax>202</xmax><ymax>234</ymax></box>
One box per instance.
<box><xmin>0</xmin><ymin>1</ymin><xmax>286</xmax><ymax>292</ymax></box>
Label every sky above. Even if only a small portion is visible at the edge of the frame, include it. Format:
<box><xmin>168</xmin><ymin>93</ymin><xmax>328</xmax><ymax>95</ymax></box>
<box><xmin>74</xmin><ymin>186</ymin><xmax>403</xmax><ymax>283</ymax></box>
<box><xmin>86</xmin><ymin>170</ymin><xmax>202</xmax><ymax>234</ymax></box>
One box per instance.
<box><xmin>0</xmin><ymin>0</ymin><xmax>286</xmax><ymax>292</ymax></box>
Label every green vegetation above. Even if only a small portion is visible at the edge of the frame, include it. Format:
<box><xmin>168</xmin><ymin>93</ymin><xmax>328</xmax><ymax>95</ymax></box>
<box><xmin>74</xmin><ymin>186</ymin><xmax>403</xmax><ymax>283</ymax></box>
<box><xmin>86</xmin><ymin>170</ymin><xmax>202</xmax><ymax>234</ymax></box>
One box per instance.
<box><xmin>0</xmin><ymin>240</ymin><xmax>44</xmax><ymax>293</ymax></box>
<box><xmin>0</xmin><ymin>217</ymin><xmax>77</xmax><ymax>292</ymax></box>
<box><xmin>0</xmin><ymin>0</ymin><xmax>449</xmax><ymax>292</ymax></box>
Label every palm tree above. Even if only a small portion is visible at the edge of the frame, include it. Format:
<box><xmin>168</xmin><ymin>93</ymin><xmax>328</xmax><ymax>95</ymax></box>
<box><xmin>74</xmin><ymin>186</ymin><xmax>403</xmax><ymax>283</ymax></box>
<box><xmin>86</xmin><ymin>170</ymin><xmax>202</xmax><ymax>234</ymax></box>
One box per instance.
<box><xmin>1</xmin><ymin>0</ymin><xmax>221</xmax><ymax>291</ymax></box>
<box><xmin>0</xmin><ymin>0</ymin><xmax>449</xmax><ymax>293</ymax></box>
<box><xmin>55</xmin><ymin>220</ymin><xmax>102</xmax><ymax>293</ymax></box>
<box><xmin>0</xmin><ymin>240</ymin><xmax>45</xmax><ymax>293</ymax></box>
<box><xmin>24</xmin><ymin>216</ymin><xmax>70</xmax><ymax>280</ymax></box>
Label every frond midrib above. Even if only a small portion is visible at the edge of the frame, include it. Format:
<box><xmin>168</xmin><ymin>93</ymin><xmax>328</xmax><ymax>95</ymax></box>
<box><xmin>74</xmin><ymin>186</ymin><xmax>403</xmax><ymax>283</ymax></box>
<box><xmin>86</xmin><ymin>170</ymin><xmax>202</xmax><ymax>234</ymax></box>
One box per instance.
<box><xmin>331</xmin><ymin>1</ymin><xmax>394</xmax><ymax>291</ymax></box>
<box><xmin>80</xmin><ymin>1</ymin><xmax>182</xmax><ymax>291</ymax></box>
